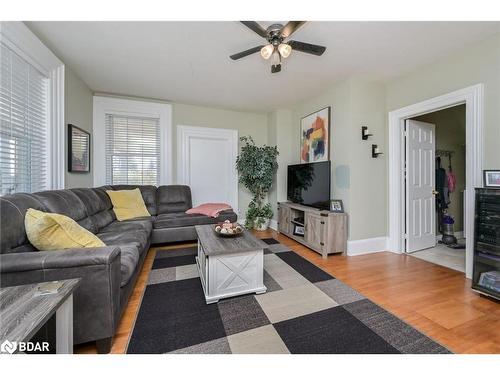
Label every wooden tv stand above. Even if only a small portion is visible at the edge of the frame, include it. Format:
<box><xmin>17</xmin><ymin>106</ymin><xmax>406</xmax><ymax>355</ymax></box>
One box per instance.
<box><xmin>277</xmin><ymin>202</ymin><xmax>347</xmax><ymax>258</ymax></box>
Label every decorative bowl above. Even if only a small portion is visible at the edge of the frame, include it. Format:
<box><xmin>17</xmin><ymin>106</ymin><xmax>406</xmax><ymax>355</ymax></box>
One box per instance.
<box><xmin>214</xmin><ymin>220</ymin><xmax>244</xmax><ymax>238</ymax></box>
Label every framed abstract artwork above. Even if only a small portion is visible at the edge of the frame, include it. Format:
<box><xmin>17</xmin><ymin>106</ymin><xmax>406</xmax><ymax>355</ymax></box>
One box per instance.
<box><xmin>300</xmin><ymin>106</ymin><xmax>330</xmax><ymax>163</ymax></box>
<box><xmin>68</xmin><ymin>124</ymin><xmax>90</xmax><ymax>173</ymax></box>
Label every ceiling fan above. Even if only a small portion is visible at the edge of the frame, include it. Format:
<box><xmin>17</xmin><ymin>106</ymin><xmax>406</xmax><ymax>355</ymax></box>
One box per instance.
<box><xmin>230</xmin><ymin>21</ymin><xmax>326</xmax><ymax>73</ymax></box>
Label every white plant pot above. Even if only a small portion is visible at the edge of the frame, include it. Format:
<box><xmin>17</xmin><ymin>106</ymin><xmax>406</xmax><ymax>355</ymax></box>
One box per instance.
<box><xmin>254</xmin><ymin>218</ymin><xmax>270</xmax><ymax>231</ymax></box>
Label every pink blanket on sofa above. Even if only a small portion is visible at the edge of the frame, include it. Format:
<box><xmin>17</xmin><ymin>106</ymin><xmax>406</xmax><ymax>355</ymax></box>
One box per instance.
<box><xmin>186</xmin><ymin>203</ymin><xmax>232</xmax><ymax>218</ymax></box>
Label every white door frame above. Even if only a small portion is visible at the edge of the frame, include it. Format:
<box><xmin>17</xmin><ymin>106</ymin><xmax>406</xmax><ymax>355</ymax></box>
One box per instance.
<box><xmin>388</xmin><ymin>84</ymin><xmax>484</xmax><ymax>278</ymax></box>
<box><xmin>177</xmin><ymin>125</ymin><xmax>239</xmax><ymax>213</ymax></box>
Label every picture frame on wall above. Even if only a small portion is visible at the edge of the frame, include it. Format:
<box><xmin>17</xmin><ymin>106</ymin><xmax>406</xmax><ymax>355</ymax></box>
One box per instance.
<box><xmin>330</xmin><ymin>199</ymin><xmax>344</xmax><ymax>213</ymax></box>
<box><xmin>68</xmin><ymin>124</ymin><xmax>90</xmax><ymax>173</ymax></box>
<box><xmin>484</xmin><ymin>170</ymin><xmax>500</xmax><ymax>188</ymax></box>
<box><xmin>300</xmin><ymin>106</ymin><xmax>330</xmax><ymax>163</ymax></box>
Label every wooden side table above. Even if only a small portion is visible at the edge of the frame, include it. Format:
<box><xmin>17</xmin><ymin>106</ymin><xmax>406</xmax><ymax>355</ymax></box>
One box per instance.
<box><xmin>0</xmin><ymin>279</ymin><xmax>80</xmax><ymax>354</ymax></box>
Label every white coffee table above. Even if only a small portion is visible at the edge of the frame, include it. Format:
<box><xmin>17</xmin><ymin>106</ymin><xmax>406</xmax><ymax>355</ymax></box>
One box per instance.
<box><xmin>195</xmin><ymin>225</ymin><xmax>267</xmax><ymax>304</ymax></box>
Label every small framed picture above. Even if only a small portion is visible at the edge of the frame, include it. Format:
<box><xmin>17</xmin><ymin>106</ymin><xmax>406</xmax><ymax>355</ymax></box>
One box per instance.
<box><xmin>330</xmin><ymin>199</ymin><xmax>344</xmax><ymax>213</ymax></box>
<box><xmin>484</xmin><ymin>170</ymin><xmax>500</xmax><ymax>188</ymax></box>
<box><xmin>68</xmin><ymin>124</ymin><xmax>90</xmax><ymax>173</ymax></box>
<box><xmin>293</xmin><ymin>225</ymin><xmax>305</xmax><ymax>236</ymax></box>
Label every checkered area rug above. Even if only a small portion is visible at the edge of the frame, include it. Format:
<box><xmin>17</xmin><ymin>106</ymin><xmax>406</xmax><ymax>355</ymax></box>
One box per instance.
<box><xmin>126</xmin><ymin>239</ymin><xmax>450</xmax><ymax>354</ymax></box>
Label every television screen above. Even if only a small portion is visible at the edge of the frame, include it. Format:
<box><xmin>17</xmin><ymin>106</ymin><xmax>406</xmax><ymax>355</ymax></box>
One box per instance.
<box><xmin>287</xmin><ymin>161</ymin><xmax>331</xmax><ymax>209</ymax></box>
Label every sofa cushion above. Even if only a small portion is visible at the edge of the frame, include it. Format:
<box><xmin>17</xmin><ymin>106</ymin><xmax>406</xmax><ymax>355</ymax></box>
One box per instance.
<box><xmin>116</xmin><ymin>245</ymin><xmax>140</xmax><ymax>287</ymax></box>
<box><xmin>71</xmin><ymin>188</ymin><xmax>116</xmax><ymax>231</ymax></box>
<box><xmin>100</xmin><ymin>218</ymin><xmax>153</xmax><ymax>235</ymax></box>
<box><xmin>34</xmin><ymin>190</ymin><xmax>96</xmax><ymax>233</ymax></box>
<box><xmin>97</xmin><ymin>230</ymin><xmax>150</xmax><ymax>256</ymax></box>
<box><xmin>154</xmin><ymin>210</ymin><xmax>237</xmax><ymax>229</ymax></box>
<box><xmin>110</xmin><ymin>185</ymin><xmax>158</xmax><ymax>215</ymax></box>
<box><xmin>157</xmin><ymin>185</ymin><xmax>192</xmax><ymax>214</ymax></box>
<box><xmin>0</xmin><ymin>193</ymin><xmax>46</xmax><ymax>254</ymax></box>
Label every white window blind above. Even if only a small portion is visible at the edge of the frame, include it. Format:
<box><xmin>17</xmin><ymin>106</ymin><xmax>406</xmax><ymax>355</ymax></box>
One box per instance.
<box><xmin>0</xmin><ymin>43</ymin><xmax>48</xmax><ymax>196</ymax></box>
<box><xmin>105</xmin><ymin>114</ymin><xmax>160</xmax><ymax>185</ymax></box>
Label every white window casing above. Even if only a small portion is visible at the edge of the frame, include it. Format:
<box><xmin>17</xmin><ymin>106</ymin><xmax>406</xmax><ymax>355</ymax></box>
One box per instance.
<box><xmin>0</xmin><ymin>21</ymin><xmax>64</xmax><ymax>195</ymax></box>
<box><xmin>93</xmin><ymin>96</ymin><xmax>172</xmax><ymax>186</ymax></box>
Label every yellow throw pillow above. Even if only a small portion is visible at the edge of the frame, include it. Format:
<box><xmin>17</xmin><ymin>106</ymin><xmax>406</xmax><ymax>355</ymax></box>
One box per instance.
<box><xmin>106</xmin><ymin>188</ymin><xmax>151</xmax><ymax>221</ymax></box>
<box><xmin>25</xmin><ymin>208</ymin><xmax>106</xmax><ymax>251</ymax></box>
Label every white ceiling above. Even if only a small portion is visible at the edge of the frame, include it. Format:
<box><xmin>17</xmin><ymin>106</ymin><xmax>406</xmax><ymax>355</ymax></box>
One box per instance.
<box><xmin>26</xmin><ymin>21</ymin><xmax>500</xmax><ymax>112</ymax></box>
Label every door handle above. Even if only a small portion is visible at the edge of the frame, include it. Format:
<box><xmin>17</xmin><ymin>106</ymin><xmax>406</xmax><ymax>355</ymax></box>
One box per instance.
<box><xmin>432</xmin><ymin>190</ymin><xmax>439</xmax><ymax>196</ymax></box>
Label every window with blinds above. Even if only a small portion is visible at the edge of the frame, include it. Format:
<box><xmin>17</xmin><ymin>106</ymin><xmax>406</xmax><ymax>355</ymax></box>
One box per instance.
<box><xmin>105</xmin><ymin>114</ymin><xmax>161</xmax><ymax>185</ymax></box>
<box><xmin>0</xmin><ymin>43</ymin><xmax>49</xmax><ymax>196</ymax></box>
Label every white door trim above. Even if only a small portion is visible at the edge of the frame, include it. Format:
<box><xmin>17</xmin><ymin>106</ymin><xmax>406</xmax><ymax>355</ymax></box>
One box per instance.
<box><xmin>177</xmin><ymin>125</ymin><xmax>239</xmax><ymax>213</ymax></box>
<box><xmin>92</xmin><ymin>96</ymin><xmax>172</xmax><ymax>186</ymax></box>
<box><xmin>388</xmin><ymin>84</ymin><xmax>484</xmax><ymax>278</ymax></box>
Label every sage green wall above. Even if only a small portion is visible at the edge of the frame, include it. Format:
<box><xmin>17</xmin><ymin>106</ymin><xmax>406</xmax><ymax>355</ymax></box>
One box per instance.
<box><xmin>386</xmin><ymin>33</ymin><xmax>500</xmax><ymax>169</ymax></box>
<box><xmin>65</xmin><ymin>67</ymin><xmax>94</xmax><ymax>188</ymax></box>
<box><xmin>267</xmin><ymin>111</ymin><xmax>278</xmax><ymax>218</ymax></box>
<box><xmin>289</xmin><ymin>79</ymin><xmax>352</xmax><ymax>216</ymax></box>
<box><xmin>348</xmin><ymin>79</ymin><xmax>387</xmax><ymax>240</ymax></box>
<box><xmin>413</xmin><ymin>105</ymin><xmax>466</xmax><ymax>232</ymax></box>
<box><xmin>271</xmin><ymin>78</ymin><xmax>387</xmax><ymax>241</ymax></box>
<box><xmin>171</xmin><ymin>102</ymin><xmax>268</xmax><ymax>215</ymax></box>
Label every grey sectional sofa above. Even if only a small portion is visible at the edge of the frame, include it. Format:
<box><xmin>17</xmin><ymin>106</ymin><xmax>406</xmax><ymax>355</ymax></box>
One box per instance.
<box><xmin>0</xmin><ymin>184</ymin><xmax>237</xmax><ymax>353</ymax></box>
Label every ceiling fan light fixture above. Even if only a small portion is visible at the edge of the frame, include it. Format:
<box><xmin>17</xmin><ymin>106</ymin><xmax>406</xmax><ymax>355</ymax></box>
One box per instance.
<box><xmin>260</xmin><ymin>44</ymin><xmax>274</xmax><ymax>60</ymax></box>
<box><xmin>278</xmin><ymin>43</ymin><xmax>292</xmax><ymax>58</ymax></box>
<box><xmin>271</xmin><ymin>50</ymin><xmax>281</xmax><ymax>66</ymax></box>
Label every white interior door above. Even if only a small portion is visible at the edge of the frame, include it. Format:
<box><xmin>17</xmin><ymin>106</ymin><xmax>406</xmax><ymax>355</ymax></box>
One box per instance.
<box><xmin>177</xmin><ymin>126</ymin><xmax>238</xmax><ymax>213</ymax></box>
<box><xmin>405</xmin><ymin>120</ymin><xmax>436</xmax><ymax>252</ymax></box>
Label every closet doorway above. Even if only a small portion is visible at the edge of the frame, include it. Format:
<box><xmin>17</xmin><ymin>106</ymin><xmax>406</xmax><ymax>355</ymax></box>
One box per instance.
<box><xmin>406</xmin><ymin>105</ymin><xmax>466</xmax><ymax>273</ymax></box>
<box><xmin>388</xmin><ymin>84</ymin><xmax>483</xmax><ymax>279</ymax></box>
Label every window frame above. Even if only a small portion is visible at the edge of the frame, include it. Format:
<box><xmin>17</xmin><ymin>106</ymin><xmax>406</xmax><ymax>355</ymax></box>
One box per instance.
<box><xmin>0</xmin><ymin>21</ymin><xmax>65</xmax><ymax>192</ymax></box>
<box><xmin>93</xmin><ymin>95</ymin><xmax>172</xmax><ymax>186</ymax></box>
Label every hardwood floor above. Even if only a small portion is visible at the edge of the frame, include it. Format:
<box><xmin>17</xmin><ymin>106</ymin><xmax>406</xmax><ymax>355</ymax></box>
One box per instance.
<box><xmin>75</xmin><ymin>229</ymin><xmax>500</xmax><ymax>354</ymax></box>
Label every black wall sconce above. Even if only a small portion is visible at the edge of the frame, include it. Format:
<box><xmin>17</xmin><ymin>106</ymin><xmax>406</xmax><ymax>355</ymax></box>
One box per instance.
<box><xmin>372</xmin><ymin>144</ymin><xmax>383</xmax><ymax>158</ymax></box>
<box><xmin>361</xmin><ymin>126</ymin><xmax>373</xmax><ymax>140</ymax></box>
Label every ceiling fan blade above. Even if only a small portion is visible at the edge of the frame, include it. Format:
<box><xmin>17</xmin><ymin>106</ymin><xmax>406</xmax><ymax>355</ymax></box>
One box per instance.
<box><xmin>280</xmin><ymin>21</ymin><xmax>306</xmax><ymax>38</ymax></box>
<box><xmin>240</xmin><ymin>21</ymin><xmax>268</xmax><ymax>38</ymax></box>
<box><xmin>288</xmin><ymin>40</ymin><xmax>326</xmax><ymax>56</ymax></box>
<box><xmin>230</xmin><ymin>45</ymin><xmax>264</xmax><ymax>60</ymax></box>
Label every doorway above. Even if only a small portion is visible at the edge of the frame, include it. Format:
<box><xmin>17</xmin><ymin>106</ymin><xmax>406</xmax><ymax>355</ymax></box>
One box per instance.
<box><xmin>405</xmin><ymin>105</ymin><xmax>466</xmax><ymax>272</ymax></box>
<box><xmin>388</xmin><ymin>84</ymin><xmax>484</xmax><ymax>279</ymax></box>
<box><xmin>176</xmin><ymin>125</ymin><xmax>239</xmax><ymax>212</ymax></box>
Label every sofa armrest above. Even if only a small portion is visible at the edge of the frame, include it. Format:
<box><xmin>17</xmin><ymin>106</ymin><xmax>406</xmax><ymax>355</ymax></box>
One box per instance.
<box><xmin>0</xmin><ymin>247</ymin><xmax>122</xmax><ymax>346</ymax></box>
<box><xmin>0</xmin><ymin>246</ymin><xmax>120</xmax><ymax>273</ymax></box>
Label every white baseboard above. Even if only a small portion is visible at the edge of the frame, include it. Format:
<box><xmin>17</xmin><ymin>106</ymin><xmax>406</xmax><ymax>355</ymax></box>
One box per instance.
<box><xmin>269</xmin><ymin>219</ymin><xmax>278</xmax><ymax>231</ymax></box>
<box><xmin>347</xmin><ymin>236</ymin><xmax>388</xmax><ymax>256</ymax></box>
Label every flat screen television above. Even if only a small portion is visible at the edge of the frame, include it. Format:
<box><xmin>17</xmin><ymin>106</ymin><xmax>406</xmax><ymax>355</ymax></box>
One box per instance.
<box><xmin>287</xmin><ymin>161</ymin><xmax>331</xmax><ymax>210</ymax></box>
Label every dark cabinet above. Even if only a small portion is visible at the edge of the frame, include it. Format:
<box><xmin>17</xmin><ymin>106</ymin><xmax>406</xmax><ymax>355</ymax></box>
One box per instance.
<box><xmin>472</xmin><ymin>188</ymin><xmax>500</xmax><ymax>300</ymax></box>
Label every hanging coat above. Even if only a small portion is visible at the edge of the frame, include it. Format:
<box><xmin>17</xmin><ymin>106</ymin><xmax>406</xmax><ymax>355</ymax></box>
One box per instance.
<box><xmin>436</xmin><ymin>166</ymin><xmax>448</xmax><ymax>210</ymax></box>
<box><xmin>447</xmin><ymin>168</ymin><xmax>457</xmax><ymax>193</ymax></box>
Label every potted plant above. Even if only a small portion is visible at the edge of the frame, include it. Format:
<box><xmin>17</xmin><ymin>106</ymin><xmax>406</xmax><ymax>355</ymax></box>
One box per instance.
<box><xmin>236</xmin><ymin>136</ymin><xmax>279</xmax><ymax>230</ymax></box>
